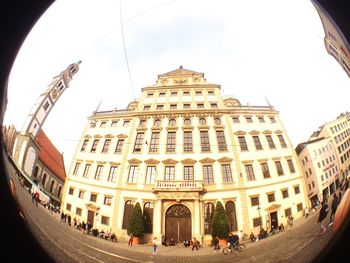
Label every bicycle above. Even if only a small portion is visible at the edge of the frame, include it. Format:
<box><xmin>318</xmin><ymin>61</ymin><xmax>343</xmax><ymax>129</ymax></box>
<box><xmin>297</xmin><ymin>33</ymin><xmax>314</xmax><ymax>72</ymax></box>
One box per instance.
<box><xmin>222</xmin><ymin>242</ymin><xmax>246</xmax><ymax>255</ymax></box>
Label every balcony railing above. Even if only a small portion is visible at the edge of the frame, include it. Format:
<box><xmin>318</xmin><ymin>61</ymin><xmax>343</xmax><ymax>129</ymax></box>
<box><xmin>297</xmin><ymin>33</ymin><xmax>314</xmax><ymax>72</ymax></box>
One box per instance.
<box><xmin>153</xmin><ymin>180</ymin><xmax>204</xmax><ymax>192</ymax></box>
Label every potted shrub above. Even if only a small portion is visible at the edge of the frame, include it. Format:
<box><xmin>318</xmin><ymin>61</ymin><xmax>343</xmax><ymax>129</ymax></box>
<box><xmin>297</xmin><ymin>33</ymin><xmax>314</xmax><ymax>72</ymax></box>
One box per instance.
<box><xmin>211</xmin><ymin>201</ymin><xmax>230</xmax><ymax>247</ymax></box>
<box><xmin>127</xmin><ymin>202</ymin><xmax>144</xmax><ymax>245</ymax></box>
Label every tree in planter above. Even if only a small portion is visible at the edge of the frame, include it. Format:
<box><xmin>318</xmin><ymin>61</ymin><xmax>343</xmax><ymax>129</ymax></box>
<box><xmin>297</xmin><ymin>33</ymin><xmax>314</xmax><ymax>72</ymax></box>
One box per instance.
<box><xmin>211</xmin><ymin>201</ymin><xmax>230</xmax><ymax>241</ymax></box>
<box><xmin>127</xmin><ymin>202</ymin><xmax>144</xmax><ymax>243</ymax></box>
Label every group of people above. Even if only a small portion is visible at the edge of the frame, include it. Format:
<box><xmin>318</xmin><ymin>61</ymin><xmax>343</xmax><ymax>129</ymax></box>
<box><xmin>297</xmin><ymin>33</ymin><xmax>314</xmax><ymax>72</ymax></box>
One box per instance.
<box><xmin>161</xmin><ymin>237</ymin><xmax>176</xmax><ymax>246</ymax></box>
<box><xmin>317</xmin><ymin>191</ymin><xmax>340</xmax><ymax>235</ymax></box>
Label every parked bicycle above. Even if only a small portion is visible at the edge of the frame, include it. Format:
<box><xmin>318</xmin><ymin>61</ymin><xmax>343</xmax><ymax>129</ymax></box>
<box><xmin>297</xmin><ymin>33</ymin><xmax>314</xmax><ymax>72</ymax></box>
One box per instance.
<box><xmin>222</xmin><ymin>241</ymin><xmax>246</xmax><ymax>255</ymax></box>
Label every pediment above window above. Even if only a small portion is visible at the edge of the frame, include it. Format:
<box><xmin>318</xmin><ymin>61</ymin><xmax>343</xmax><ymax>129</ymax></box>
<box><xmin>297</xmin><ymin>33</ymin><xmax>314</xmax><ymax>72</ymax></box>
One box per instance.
<box><xmin>104</xmin><ymin>134</ymin><xmax>114</xmax><ymax>138</ymax></box>
<box><xmin>249</xmin><ymin>130</ymin><xmax>260</xmax><ymax>135</ymax></box>
<box><xmin>94</xmin><ymin>134</ymin><xmax>102</xmax><ymax>138</ymax></box>
<box><xmin>234</xmin><ymin>130</ymin><xmax>246</xmax><ymax>135</ymax></box>
<box><xmin>217</xmin><ymin>157</ymin><xmax>233</xmax><ymax>163</ymax></box>
<box><xmin>199</xmin><ymin>157</ymin><xmax>215</xmax><ymax>164</ymax></box>
<box><xmin>274</xmin><ymin>130</ymin><xmax>283</xmax><ymax>135</ymax></box>
<box><xmin>162</xmin><ymin>158</ymin><xmax>178</xmax><ymax>164</ymax></box>
<box><xmin>128</xmin><ymin>158</ymin><xmax>142</xmax><ymax>164</ymax></box>
<box><xmin>84</xmin><ymin>135</ymin><xmax>92</xmax><ymax>139</ymax></box>
<box><xmin>117</xmin><ymin>134</ymin><xmax>128</xmax><ymax>139</ymax></box>
<box><xmin>262</xmin><ymin>130</ymin><xmax>273</xmax><ymax>135</ymax></box>
<box><xmin>144</xmin><ymin>158</ymin><xmax>160</xmax><ymax>165</ymax></box>
<box><xmin>180</xmin><ymin>158</ymin><xmax>197</xmax><ymax>164</ymax></box>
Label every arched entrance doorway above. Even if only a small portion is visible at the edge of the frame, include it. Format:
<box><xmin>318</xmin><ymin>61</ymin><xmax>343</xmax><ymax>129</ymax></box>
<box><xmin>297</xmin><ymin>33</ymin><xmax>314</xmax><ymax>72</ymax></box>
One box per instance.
<box><xmin>165</xmin><ymin>204</ymin><xmax>191</xmax><ymax>243</ymax></box>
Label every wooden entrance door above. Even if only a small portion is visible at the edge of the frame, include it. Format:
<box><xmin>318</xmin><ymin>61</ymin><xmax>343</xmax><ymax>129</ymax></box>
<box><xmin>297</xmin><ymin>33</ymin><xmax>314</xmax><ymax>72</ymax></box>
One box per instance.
<box><xmin>87</xmin><ymin>210</ymin><xmax>95</xmax><ymax>226</ymax></box>
<box><xmin>270</xmin><ymin>211</ymin><xmax>278</xmax><ymax>230</ymax></box>
<box><xmin>165</xmin><ymin>204</ymin><xmax>191</xmax><ymax>243</ymax></box>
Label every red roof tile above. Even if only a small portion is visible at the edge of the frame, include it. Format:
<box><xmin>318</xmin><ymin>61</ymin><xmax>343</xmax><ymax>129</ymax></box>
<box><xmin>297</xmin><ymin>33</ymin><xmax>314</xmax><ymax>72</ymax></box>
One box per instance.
<box><xmin>36</xmin><ymin>130</ymin><xmax>66</xmax><ymax>182</ymax></box>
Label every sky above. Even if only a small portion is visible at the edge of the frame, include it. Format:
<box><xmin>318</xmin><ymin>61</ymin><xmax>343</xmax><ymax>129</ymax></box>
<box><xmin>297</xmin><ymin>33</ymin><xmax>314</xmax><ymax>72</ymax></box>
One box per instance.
<box><xmin>3</xmin><ymin>0</ymin><xmax>350</xmax><ymax>174</ymax></box>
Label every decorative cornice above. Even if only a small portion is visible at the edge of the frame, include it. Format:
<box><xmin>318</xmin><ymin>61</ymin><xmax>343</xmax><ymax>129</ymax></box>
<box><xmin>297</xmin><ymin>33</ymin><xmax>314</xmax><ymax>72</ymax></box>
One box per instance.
<box><xmin>144</xmin><ymin>158</ymin><xmax>160</xmax><ymax>165</ymax></box>
<box><xmin>274</xmin><ymin>130</ymin><xmax>283</xmax><ymax>135</ymax></box>
<box><xmin>128</xmin><ymin>158</ymin><xmax>142</xmax><ymax>164</ymax></box>
<box><xmin>262</xmin><ymin>130</ymin><xmax>273</xmax><ymax>135</ymax></box>
<box><xmin>249</xmin><ymin>130</ymin><xmax>260</xmax><ymax>135</ymax></box>
<box><xmin>117</xmin><ymin>134</ymin><xmax>128</xmax><ymax>139</ymax></box>
<box><xmin>104</xmin><ymin>134</ymin><xmax>114</xmax><ymax>138</ymax></box>
<box><xmin>93</xmin><ymin>134</ymin><xmax>102</xmax><ymax>138</ymax></box>
<box><xmin>199</xmin><ymin>157</ymin><xmax>216</xmax><ymax>164</ymax></box>
<box><xmin>217</xmin><ymin>157</ymin><xmax>233</xmax><ymax>163</ymax></box>
<box><xmin>180</xmin><ymin>158</ymin><xmax>197</xmax><ymax>164</ymax></box>
<box><xmin>84</xmin><ymin>135</ymin><xmax>92</xmax><ymax>139</ymax></box>
<box><xmin>162</xmin><ymin>158</ymin><xmax>178</xmax><ymax>164</ymax></box>
<box><xmin>234</xmin><ymin>130</ymin><xmax>246</xmax><ymax>135</ymax></box>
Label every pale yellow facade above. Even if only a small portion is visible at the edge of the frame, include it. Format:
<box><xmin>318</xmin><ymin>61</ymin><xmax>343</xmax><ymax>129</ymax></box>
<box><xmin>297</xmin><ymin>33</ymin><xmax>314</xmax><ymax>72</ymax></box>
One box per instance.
<box><xmin>61</xmin><ymin>67</ymin><xmax>308</xmax><ymax>244</ymax></box>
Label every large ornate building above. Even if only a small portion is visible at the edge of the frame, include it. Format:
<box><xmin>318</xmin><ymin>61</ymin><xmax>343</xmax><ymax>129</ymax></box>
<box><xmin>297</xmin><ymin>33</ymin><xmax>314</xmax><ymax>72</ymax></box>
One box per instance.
<box><xmin>61</xmin><ymin>67</ymin><xmax>308</xmax><ymax>244</ymax></box>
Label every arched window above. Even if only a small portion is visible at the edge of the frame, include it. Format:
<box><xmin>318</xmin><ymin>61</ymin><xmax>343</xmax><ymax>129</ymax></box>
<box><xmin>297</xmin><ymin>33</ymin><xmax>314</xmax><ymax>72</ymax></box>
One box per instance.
<box><xmin>50</xmin><ymin>180</ymin><xmax>55</xmax><ymax>193</ymax></box>
<box><xmin>42</xmin><ymin>173</ymin><xmax>47</xmax><ymax>187</ymax></box>
<box><xmin>204</xmin><ymin>202</ymin><xmax>214</xmax><ymax>234</ymax></box>
<box><xmin>33</xmin><ymin>166</ymin><xmax>39</xmax><ymax>179</ymax></box>
<box><xmin>169</xmin><ymin>119</ymin><xmax>176</xmax><ymax>126</ymax></box>
<box><xmin>184</xmin><ymin>118</ymin><xmax>191</xmax><ymax>126</ymax></box>
<box><xmin>199</xmin><ymin>118</ymin><xmax>206</xmax><ymax>125</ymax></box>
<box><xmin>214</xmin><ymin>118</ymin><xmax>222</xmax><ymax>125</ymax></box>
<box><xmin>225</xmin><ymin>201</ymin><xmax>238</xmax><ymax>231</ymax></box>
<box><xmin>154</xmin><ymin>119</ymin><xmax>161</xmax><ymax>127</ymax></box>
<box><xmin>122</xmin><ymin>200</ymin><xmax>134</xmax><ymax>229</ymax></box>
<box><xmin>143</xmin><ymin>202</ymin><xmax>154</xmax><ymax>233</ymax></box>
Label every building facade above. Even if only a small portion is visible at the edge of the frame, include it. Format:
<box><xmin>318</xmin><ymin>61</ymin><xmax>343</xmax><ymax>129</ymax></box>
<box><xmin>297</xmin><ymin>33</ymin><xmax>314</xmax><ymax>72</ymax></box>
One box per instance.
<box><xmin>296</xmin><ymin>138</ymin><xmax>340</xmax><ymax>207</ymax></box>
<box><xmin>61</xmin><ymin>67</ymin><xmax>308</xmax><ymax>244</ymax></box>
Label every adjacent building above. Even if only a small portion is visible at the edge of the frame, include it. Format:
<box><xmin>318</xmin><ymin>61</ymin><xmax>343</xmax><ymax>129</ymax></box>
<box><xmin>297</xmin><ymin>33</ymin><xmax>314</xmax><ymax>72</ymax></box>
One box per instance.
<box><xmin>61</xmin><ymin>67</ymin><xmax>308</xmax><ymax>244</ymax></box>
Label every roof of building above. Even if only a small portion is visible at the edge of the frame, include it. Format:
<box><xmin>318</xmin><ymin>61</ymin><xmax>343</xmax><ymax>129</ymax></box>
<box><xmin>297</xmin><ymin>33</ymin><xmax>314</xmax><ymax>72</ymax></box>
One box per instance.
<box><xmin>36</xmin><ymin>130</ymin><xmax>66</xmax><ymax>182</ymax></box>
<box><xmin>295</xmin><ymin>137</ymin><xmax>326</xmax><ymax>155</ymax></box>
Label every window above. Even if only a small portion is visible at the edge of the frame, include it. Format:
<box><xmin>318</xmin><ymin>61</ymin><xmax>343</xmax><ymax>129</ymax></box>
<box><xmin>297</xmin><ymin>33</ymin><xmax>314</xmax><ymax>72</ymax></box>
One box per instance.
<box><xmin>154</xmin><ymin>119</ymin><xmax>161</xmax><ymax>127</ymax></box>
<box><xmin>73</xmin><ymin>162</ymin><xmax>80</xmax><ymax>176</ymax></box>
<box><xmin>82</xmin><ymin>164</ymin><xmax>91</xmax><ymax>178</ymax></box>
<box><xmin>147</xmin><ymin>93</ymin><xmax>153</xmax><ymax>98</ymax></box>
<box><xmin>104</xmin><ymin>196</ymin><xmax>112</xmax><ymax>205</ymax></box>
<box><xmin>294</xmin><ymin>185</ymin><xmax>300</xmax><ymax>194</ymax></box>
<box><xmin>245</xmin><ymin>164</ymin><xmax>256</xmax><ymax>181</ymax></box>
<box><xmin>238</xmin><ymin>136</ymin><xmax>248</xmax><ymax>151</ymax></box>
<box><xmin>208</xmin><ymin>91</ymin><xmax>215</xmax><ymax>95</ymax></box>
<box><xmin>275</xmin><ymin>161</ymin><xmax>284</xmax><ymax>175</ymax></box>
<box><xmin>127</xmin><ymin>166</ymin><xmax>138</xmax><ymax>183</ymax></box>
<box><xmin>184</xmin><ymin>166</ymin><xmax>194</xmax><ymax>180</ymax></box>
<box><xmin>165</xmin><ymin>166</ymin><xmax>175</xmax><ymax>180</ymax></box>
<box><xmin>266</xmin><ymin>135</ymin><xmax>276</xmax><ymax>149</ymax></box>
<box><xmin>101</xmin><ymin>216</ymin><xmax>110</xmax><ymax>225</ymax></box>
<box><xmin>149</xmin><ymin>132</ymin><xmax>160</xmax><ymax>153</ymax></box>
<box><xmin>200</xmin><ymin>131</ymin><xmax>210</xmax><ymax>152</ymax></box>
<box><xmin>78</xmin><ymin>190</ymin><xmax>85</xmax><ymax>199</ymax></box>
<box><xmin>183</xmin><ymin>91</ymin><xmax>190</xmax><ymax>96</ymax></box>
<box><xmin>170</xmin><ymin>104</ymin><xmax>177</xmax><ymax>109</ymax></box>
<box><xmin>214</xmin><ymin>118</ymin><xmax>221</xmax><ymax>125</ymax></box>
<box><xmin>171</xmin><ymin>92</ymin><xmax>177</xmax><ymax>96</ymax></box>
<box><xmin>143</xmin><ymin>202</ymin><xmax>154</xmax><ymax>233</ymax></box>
<box><xmin>90</xmin><ymin>193</ymin><xmax>97</xmax><ymax>202</ymax></box>
<box><xmin>216</xmin><ymin>131</ymin><xmax>227</xmax><ymax>151</ymax></box>
<box><xmin>195</xmin><ymin>91</ymin><xmax>202</xmax><ymax>95</ymax></box>
<box><xmin>159</xmin><ymin>92</ymin><xmax>165</xmax><ymax>97</ymax></box>
<box><xmin>145</xmin><ymin>166</ymin><xmax>156</xmax><ymax>184</ymax></box>
<box><xmin>122</xmin><ymin>201</ymin><xmax>133</xmax><ymax>229</ymax></box>
<box><xmin>297</xmin><ymin>203</ymin><xmax>303</xmax><ymax>212</ymax></box>
<box><xmin>285</xmin><ymin>208</ymin><xmax>292</xmax><ymax>217</ymax></box>
<box><xmin>199</xmin><ymin>118</ymin><xmax>207</xmax><ymax>125</ymax></box>
<box><xmin>66</xmin><ymin>203</ymin><xmax>71</xmax><ymax>211</ymax></box>
<box><xmin>261</xmin><ymin>163</ymin><xmax>270</xmax><ymax>178</ymax></box>
<box><xmin>184</xmin><ymin>118</ymin><xmax>191</xmax><ymax>126</ymax></box>
<box><xmin>258</xmin><ymin>117</ymin><xmax>265</xmax><ymax>123</ymax></box>
<box><xmin>203</xmin><ymin>165</ymin><xmax>214</xmax><ymax>184</ymax></box>
<box><xmin>246</xmin><ymin>117</ymin><xmax>253</xmax><ymax>123</ymax></box>
<box><xmin>143</xmin><ymin>105</ymin><xmax>150</xmax><ymax>111</ymax></box>
<box><xmin>115</xmin><ymin>139</ymin><xmax>124</xmax><ymax>153</ymax></box>
<box><xmin>107</xmin><ymin>166</ymin><xmax>118</xmax><ymax>182</ymax></box>
<box><xmin>68</xmin><ymin>187</ymin><xmax>74</xmax><ymax>195</ymax></box>
<box><xmin>267</xmin><ymin>193</ymin><xmax>275</xmax><ymax>202</ymax></box>
<box><xmin>204</xmin><ymin>203</ymin><xmax>214</xmax><ymax>234</ymax></box>
<box><xmin>43</xmin><ymin>101</ymin><xmax>50</xmax><ymax>111</ymax></box>
<box><xmin>100</xmin><ymin>121</ymin><xmax>106</xmax><ymax>128</ymax></box>
<box><xmin>139</xmin><ymin>120</ymin><xmax>146</xmax><ymax>127</ymax></box>
<box><xmin>253</xmin><ymin>217</ymin><xmax>262</xmax><ymax>227</ymax></box>
<box><xmin>225</xmin><ymin>201</ymin><xmax>238</xmax><ymax>231</ymax></box>
<box><xmin>221</xmin><ymin>164</ymin><xmax>233</xmax><ymax>183</ymax></box>
<box><xmin>278</xmin><ymin>135</ymin><xmax>287</xmax><ymax>148</ymax></box>
<box><xmin>94</xmin><ymin>165</ymin><xmax>103</xmax><ymax>180</ymax></box>
<box><xmin>90</xmin><ymin>139</ymin><xmax>99</xmax><ymax>152</ymax></box>
<box><xmin>169</xmin><ymin>119</ymin><xmax>176</xmax><ymax>126</ymax></box>
<box><xmin>282</xmin><ymin>189</ymin><xmax>289</xmax><ymax>198</ymax></box>
<box><xmin>166</xmin><ymin>132</ymin><xmax>176</xmax><ymax>153</ymax></box>
<box><xmin>123</xmin><ymin>120</ymin><xmax>130</xmax><ymax>127</ymax></box>
<box><xmin>211</xmin><ymin>103</ymin><xmax>218</xmax><ymax>108</ymax></box>
<box><xmin>133</xmin><ymin>133</ymin><xmax>144</xmax><ymax>153</ymax></box>
<box><xmin>253</xmin><ymin>136</ymin><xmax>262</xmax><ymax>150</ymax></box>
<box><xmin>80</xmin><ymin>139</ymin><xmax>89</xmax><ymax>151</ymax></box>
<box><xmin>111</xmin><ymin>120</ymin><xmax>118</xmax><ymax>127</ymax></box>
<box><xmin>156</xmin><ymin>105</ymin><xmax>164</xmax><ymax>110</ymax></box>
<box><xmin>251</xmin><ymin>197</ymin><xmax>259</xmax><ymax>206</ymax></box>
<box><xmin>232</xmin><ymin>117</ymin><xmax>240</xmax><ymax>123</ymax></box>
<box><xmin>76</xmin><ymin>207</ymin><xmax>82</xmax><ymax>216</ymax></box>
<box><xmin>184</xmin><ymin>131</ymin><xmax>193</xmax><ymax>152</ymax></box>
<box><xmin>287</xmin><ymin>159</ymin><xmax>296</xmax><ymax>173</ymax></box>
<box><xmin>270</xmin><ymin>117</ymin><xmax>276</xmax><ymax>123</ymax></box>
<box><xmin>197</xmin><ymin>103</ymin><xmax>204</xmax><ymax>108</ymax></box>
<box><xmin>102</xmin><ymin>139</ymin><xmax>111</xmax><ymax>153</ymax></box>
<box><xmin>183</xmin><ymin>104</ymin><xmax>191</xmax><ymax>109</ymax></box>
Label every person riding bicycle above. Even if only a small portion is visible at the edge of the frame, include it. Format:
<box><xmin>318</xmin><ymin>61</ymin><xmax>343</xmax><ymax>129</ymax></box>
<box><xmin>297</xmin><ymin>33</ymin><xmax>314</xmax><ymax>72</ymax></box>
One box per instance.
<box><xmin>228</xmin><ymin>233</ymin><xmax>240</xmax><ymax>250</ymax></box>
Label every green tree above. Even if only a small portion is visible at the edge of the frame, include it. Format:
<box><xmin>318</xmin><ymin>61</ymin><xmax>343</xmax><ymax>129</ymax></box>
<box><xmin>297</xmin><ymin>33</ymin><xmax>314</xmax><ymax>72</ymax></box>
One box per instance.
<box><xmin>127</xmin><ymin>202</ymin><xmax>144</xmax><ymax>237</ymax></box>
<box><xmin>211</xmin><ymin>201</ymin><xmax>230</xmax><ymax>239</ymax></box>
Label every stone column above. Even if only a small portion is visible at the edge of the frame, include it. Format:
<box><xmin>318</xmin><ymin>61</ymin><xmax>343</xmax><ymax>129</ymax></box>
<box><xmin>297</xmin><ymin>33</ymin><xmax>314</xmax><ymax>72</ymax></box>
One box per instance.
<box><xmin>154</xmin><ymin>198</ymin><xmax>162</xmax><ymax>239</ymax></box>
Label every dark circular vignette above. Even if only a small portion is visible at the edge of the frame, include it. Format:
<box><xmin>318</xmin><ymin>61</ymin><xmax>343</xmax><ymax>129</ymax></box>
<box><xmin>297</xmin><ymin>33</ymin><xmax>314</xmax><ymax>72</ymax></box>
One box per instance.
<box><xmin>0</xmin><ymin>1</ymin><xmax>349</xmax><ymax>263</ymax></box>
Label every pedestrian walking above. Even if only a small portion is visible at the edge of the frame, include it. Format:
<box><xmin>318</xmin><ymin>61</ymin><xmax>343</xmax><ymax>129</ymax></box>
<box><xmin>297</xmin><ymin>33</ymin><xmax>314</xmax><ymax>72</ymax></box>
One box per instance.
<box><xmin>128</xmin><ymin>234</ymin><xmax>134</xmax><ymax>246</ymax></box>
<box><xmin>34</xmin><ymin>191</ymin><xmax>39</xmax><ymax>207</ymax></box>
<box><xmin>304</xmin><ymin>207</ymin><xmax>309</xmax><ymax>219</ymax></box>
<box><xmin>152</xmin><ymin>237</ymin><xmax>158</xmax><ymax>254</ymax></box>
<box><xmin>287</xmin><ymin>215</ymin><xmax>294</xmax><ymax>231</ymax></box>
<box><xmin>191</xmin><ymin>237</ymin><xmax>199</xmax><ymax>251</ymax></box>
<box><xmin>213</xmin><ymin>236</ymin><xmax>220</xmax><ymax>252</ymax></box>
<box><xmin>317</xmin><ymin>200</ymin><xmax>329</xmax><ymax>235</ymax></box>
<box><xmin>329</xmin><ymin>193</ymin><xmax>339</xmax><ymax>225</ymax></box>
